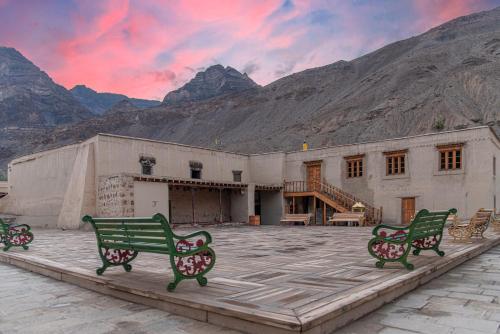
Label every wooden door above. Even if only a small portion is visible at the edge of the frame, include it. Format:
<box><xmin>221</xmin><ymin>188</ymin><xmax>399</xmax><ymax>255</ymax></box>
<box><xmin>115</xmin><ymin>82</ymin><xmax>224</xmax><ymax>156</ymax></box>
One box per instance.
<box><xmin>401</xmin><ymin>197</ymin><xmax>415</xmax><ymax>225</ymax></box>
<box><xmin>306</xmin><ymin>162</ymin><xmax>321</xmax><ymax>191</ymax></box>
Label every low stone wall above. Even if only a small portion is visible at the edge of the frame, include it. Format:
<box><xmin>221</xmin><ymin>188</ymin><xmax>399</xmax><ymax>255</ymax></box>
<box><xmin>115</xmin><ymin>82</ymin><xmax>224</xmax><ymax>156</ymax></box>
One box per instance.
<box><xmin>97</xmin><ymin>175</ymin><xmax>134</xmax><ymax>217</ymax></box>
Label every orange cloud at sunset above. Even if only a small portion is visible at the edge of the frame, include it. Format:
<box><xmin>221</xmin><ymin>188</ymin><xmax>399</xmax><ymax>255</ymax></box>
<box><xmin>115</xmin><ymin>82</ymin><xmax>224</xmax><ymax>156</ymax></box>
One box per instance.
<box><xmin>0</xmin><ymin>0</ymin><xmax>498</xmax><ymax>99</ymax></box>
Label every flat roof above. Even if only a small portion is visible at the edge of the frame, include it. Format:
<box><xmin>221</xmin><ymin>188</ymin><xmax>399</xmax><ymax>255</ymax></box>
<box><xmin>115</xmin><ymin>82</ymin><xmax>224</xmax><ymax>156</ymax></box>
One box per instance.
<box><xmin>9</xmin><ymin>126</ymin><xmax>498</xmax><ymax>163</ymax></box>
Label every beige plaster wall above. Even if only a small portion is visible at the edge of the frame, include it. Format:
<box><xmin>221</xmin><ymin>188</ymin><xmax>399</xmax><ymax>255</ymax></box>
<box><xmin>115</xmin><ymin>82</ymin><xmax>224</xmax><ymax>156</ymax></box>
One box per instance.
<box><xmin>95</xmin><ymin>134</ymin><xmax>250</xmax><ymax>183</ymax></box>
<box><xmin>284</xmin><ymin>127</ymin><xmax>499</xmax><ymax>224</ymax></box>
<box><xmin>0</xmin><ymin>181</ymin><xmax>8</xmax><ymax>194</ymax></box>
<box><xmin>248</xmin><ymin>152</ymin><xmax>285</xmax><ymax>184</ymax></box>
<box><xmin>1</xmin><ymin>140</ymin><xmax>96</xmax><ymax>228</ymax></box>
<box><xmin>133</xmin><ymin>181</ymin><xmax>169</xmax><ymax>218</ymax></box>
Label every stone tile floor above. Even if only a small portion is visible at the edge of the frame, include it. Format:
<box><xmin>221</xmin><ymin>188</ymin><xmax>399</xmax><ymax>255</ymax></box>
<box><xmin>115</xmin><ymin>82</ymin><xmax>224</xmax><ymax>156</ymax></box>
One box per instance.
<box><xmin>0</xmin><ymin>263</ymin><xmax>239</xmax><ymax>334</ymax></box>
<box><xmin>1</xmin><ymin>226</ymin><xmax>499</xmax><ymax>333</ymax></box>
<box><xmin>338</xmin><ymin>246</ymin><xmax>500</xmax><ymax>334</ymax></box>
<box><xmin>2</xmin><ymin>241</ymin><xmax>500</xmax><ymax>333</ymax></box>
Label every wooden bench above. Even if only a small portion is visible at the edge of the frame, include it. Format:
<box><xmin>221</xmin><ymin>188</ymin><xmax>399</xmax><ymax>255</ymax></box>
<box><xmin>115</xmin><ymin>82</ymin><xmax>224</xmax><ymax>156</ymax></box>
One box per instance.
<box><xmin>82</xmin><ymin>213</ymin><xmax>216</xmax><ymax>292</ymax></box>
<box><xmin>280</xmin><ymin>213</ymin><xmax>312</xmax><ymax>226</ymax></box>
<box><xmin>448</xmin><ymin>208</ymin><xmax>493</xmax><ymax>242</ymax></box>
<box><xmin>368</xmin><ymin>208</ymin><xmax>456</xmax><ymax>270</ymax></box>
<box><xmin>492</xmin><ymin>213</ymin><xmax>500</xmax><ymax>232</ymax></box>
<box><xmin>328</xmin><ymin>212</ymin><xmax>365</xmax><ymax>226</ymax></box>
<box><xmin>0</xmin><ymin>218</ymin><xmax>34</xmax><ymax>251</ymax></box>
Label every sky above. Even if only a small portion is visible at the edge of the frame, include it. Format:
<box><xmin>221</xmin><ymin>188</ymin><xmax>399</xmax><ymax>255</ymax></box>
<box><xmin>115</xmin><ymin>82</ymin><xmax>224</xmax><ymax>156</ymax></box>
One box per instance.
<box><xmin>0</xmin><ymin>0</ymin><xmax>499</xmax><ymax>100</ymax></box>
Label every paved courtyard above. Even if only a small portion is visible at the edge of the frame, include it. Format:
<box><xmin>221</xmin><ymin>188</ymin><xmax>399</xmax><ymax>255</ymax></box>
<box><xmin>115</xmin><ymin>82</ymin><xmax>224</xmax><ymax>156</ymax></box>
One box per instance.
<box><xmin>3</xmin><ymin>246</ymin><xmax>500</xmax><ymax>334</ymax></box>
<box><xmin>0</xmin><ymin>263</ymin><xmax>239</xmax><ymax>334</ymax></box>
<box><xmin>1</xmin><ymin>226</ymin><xmax>499</xmax><ymax>333</ymax></box>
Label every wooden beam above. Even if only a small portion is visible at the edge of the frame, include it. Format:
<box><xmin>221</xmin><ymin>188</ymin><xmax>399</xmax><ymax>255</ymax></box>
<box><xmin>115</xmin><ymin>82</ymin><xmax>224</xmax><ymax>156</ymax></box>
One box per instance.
<box><xmin>292</xmin><ymin>197</ymin><xmax>296</xmax><ymax>214</ymax></box>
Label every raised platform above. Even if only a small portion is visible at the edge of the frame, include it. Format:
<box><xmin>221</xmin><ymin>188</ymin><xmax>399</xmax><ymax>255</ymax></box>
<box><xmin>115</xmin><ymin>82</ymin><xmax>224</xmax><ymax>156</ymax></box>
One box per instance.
<box><xmin>1</xmin><ymin>226</ymin><xmax>499</xmax><ymax>334</ymax></box>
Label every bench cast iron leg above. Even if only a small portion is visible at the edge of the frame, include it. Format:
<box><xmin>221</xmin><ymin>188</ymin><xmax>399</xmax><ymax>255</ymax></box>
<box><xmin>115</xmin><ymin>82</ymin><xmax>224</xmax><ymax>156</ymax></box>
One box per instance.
<box><xmin>197</xmin><ymin>276</ymin><xmax>208</xmax><ymax>287</ymax></box>
<box><xmin>167</xmin><ymin>277</ymin><xmax>182</xmax><ymax>292</ymax></box>
<box><xmin>402</xmin><ymin>259</ymin><xmax>414</xmax><ymax>270</ymax></box>
<box><xmin>96</xmin><ymin>265</ymin><xmax>108</xmax><ymax>275</ymax></box>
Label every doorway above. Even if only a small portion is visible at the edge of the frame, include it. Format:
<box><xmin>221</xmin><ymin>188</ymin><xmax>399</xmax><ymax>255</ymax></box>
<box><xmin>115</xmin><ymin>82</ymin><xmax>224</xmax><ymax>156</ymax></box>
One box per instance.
<box><xmin>305</xmin><ymin>161</ymin><xmax>322</xmax><ymax>192</ymax></box>
<box><xmin>401</xmin><ymin>197</ymin><xmax>415</xmax><ymax>225</ymax></box>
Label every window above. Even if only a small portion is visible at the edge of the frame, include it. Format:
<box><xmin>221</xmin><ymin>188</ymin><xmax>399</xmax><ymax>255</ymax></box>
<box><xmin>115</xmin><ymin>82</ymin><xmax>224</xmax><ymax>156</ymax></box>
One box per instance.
<box><xmin>437</xmin><ymin>144</ymin><xmax>463</xmax><ymax>171</ymax></box>
<box><xmin>344</xmin><ymin>155</ymin><xmax>364</xmax><ymax>178</ymax></box>
<box><xmin>191</xmin><ymin>169</ymin><xmax>201</xmax><ymax>179</ymax></box>
<box><xmin>139</xmin><ymin>156</ymin><xmax>156</xmax><ymax>175</ymax></box>
<box><xmin>384</xmin><ymin>150</ymin><xmax>407</xmax><ymax>176</ymax></box>
<box><xmin>233</xmin><ymin>170</ymin><xmax>242</xmax><ymax>182</ymax></box>
<box><xmin>189</xmin><ymin>160</ymin><xmax>203</xmax><ymax>179</ymax></box>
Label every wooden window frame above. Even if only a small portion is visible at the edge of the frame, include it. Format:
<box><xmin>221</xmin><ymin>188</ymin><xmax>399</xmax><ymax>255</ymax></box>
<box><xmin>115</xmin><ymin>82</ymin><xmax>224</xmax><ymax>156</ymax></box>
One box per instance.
<box><xmin>437</xmin><ymin>144</ymin><xmax>463</xmax><ymax>171</ymax></box>
<box><xmin>383</xmin><ymin>150</ymin><xmax>407</xmax><ymax>176</ymax></box>
<box><xmin>344</xmin><ymin>154</ymin><xmax>364</xmax><ymax>178</ymax></box>
<box><xmin>232</xmin><ymin>170</ymin><xmax>242</xmax><ymax>182</ymax></box>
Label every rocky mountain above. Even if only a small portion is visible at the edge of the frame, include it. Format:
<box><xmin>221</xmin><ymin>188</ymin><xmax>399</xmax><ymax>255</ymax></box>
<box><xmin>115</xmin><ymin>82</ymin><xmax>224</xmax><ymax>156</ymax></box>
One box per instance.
<box><xmin>163</xmin><ymin>65</ymin><xmax>259</xmax><ymax>104</ymax></box>
<box><xmin>1</xmin><ymin>6</ymin><xmax>500</xmax><ymax>175</ymax></box>
<box><xmin>105</xmin><ymin>99</ymin><xmax>140</xmax><ymax>115</ymax></box>
<box><xmin>0</xmin><ymin>47</ymin><xmax>92</xmax><ymax>127</ymax></box>
<box><xmin>70</xmin><ymin>85</ymin><xmax>160</xmax><ymax>115</ymax></box>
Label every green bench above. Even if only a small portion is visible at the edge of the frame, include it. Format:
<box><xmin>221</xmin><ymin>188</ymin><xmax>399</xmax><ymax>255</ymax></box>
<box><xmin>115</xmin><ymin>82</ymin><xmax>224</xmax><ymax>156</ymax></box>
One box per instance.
<box><xmin>82</xmin><ymin>213</ymin><xmax>216</xmax><ymax>291</ymax></box>
<box><xmin>368</xmin><ymin>208</ymin><xmax>456</xmax><ymax>270</ymax></box>
<box><xmin>0</xmin><ymin>218</ymin><xmax>34</xmax><ymax>251</ymax></box>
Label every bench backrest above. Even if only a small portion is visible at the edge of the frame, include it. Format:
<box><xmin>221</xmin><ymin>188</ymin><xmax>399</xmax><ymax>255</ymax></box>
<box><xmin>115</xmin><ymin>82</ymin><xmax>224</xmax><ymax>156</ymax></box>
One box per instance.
<box><xmin>284</xmin><ymin>214</ymin><xmax>311</xmax><ymax>218</ymax></box>
<box><xmin>82</xmin><ymin>213</ymin><xmax>175</xmax><ymax>253</ymax></box>
<box><xmin>0</xmin><ymin>218</ymin><xmax>9</xmax><ymax>236</ymax></box>
<box><xmin>471</xmin><ymin>209</ymin><xmax>493</xmax><ymax>227</ymax></box>
<box><xmin>409</xmin><ymin>208</ymin><xmax>457</xmax><ymax>240</ymax></box>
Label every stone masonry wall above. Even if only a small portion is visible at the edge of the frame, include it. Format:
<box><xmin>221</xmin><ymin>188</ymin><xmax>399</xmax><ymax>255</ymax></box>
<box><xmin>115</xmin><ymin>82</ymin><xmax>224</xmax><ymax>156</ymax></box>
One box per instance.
<box><xmin>97</xmin><ymin>175</ymin><xmax>134</xmax><ymax>217</ymax></box>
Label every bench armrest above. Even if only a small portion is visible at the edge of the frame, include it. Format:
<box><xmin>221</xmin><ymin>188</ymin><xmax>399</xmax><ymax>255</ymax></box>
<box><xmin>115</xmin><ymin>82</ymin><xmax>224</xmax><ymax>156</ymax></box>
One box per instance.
<box><xmin>7</xmin><ymin>224</ymin><xmax>31</xmax><ymax>234</ymax></box>
<box><xmin>173</xmin><ymin>230</ymin><xmax>212</xmax><ymax>244</ymax></box>
<box><xmin>372</xmin><ymin>224</ymin><xmax>409</xmax><ymax>236</ymax></box>
<box><xmin>172</xmin><ymin>230</ymin><xmax>213</xmax><ymax>256</ymax></box>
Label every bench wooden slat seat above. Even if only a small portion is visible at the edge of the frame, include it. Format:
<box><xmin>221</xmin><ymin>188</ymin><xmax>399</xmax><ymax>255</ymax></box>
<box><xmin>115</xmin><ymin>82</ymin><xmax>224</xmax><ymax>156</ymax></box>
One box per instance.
<box><xmin>492</xmin><ymin>213</ymin><xmax>500</xmax><ymax>232</ymax></box>
<box><xmin>0</xmin><ymin>218</ymin><xmax>34</xmax><ymax>251</ymax></box>
<box><xmin>83</xmin><ymin>213</ymin><xmax>216</xmax><ymax>292</ymax></box>
<box><xmin>448</xmin><ymin>208</ymin><xmax>493</xmax><ymax>242</ymax></box>
<box><xmin>368</xmin><ymin>208</ymin><xmax>456</xmax><ymax>270</ymax></box>
<box><xmin>328</xmin><ymin>212</ymin><xmax>365</xmax><ymax>226</ymax></box>
<box><xmin>280</xmin><ymin>213</ymin><xmax>312</xmax><ymax>226</ymax></box>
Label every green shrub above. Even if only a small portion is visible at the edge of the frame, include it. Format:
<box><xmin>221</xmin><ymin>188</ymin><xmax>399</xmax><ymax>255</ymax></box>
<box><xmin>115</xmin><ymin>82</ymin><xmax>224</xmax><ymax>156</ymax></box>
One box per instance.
<box><xmin>433</xmin><ymin>116</ymin><xmax>445</xmax><ymax>130</ymax></box>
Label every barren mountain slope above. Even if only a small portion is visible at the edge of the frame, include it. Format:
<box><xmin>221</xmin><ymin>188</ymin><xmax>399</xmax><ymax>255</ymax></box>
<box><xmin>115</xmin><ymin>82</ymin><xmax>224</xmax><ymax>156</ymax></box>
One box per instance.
<box><xmin>1</xmin><ymin>7</ymin><xmax>500</xmax><ymax>175</ymax></box>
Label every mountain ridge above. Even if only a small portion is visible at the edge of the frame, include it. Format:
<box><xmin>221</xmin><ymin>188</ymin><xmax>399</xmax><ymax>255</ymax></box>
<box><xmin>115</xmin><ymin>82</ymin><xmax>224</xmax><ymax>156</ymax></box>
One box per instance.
<box><xmin>1</xmin><ymin>6</ymin><xmax>500</xmax><ymax>176</ymax></box>
<box><xmin>163</xmin><ymin>64</ymin><xmax>259</xmax><ymax>104</ymax></box>
<box><xmin>70</xmin><ymin>85</ymin><xmax>161</xmax><ymax>115</ymax></box>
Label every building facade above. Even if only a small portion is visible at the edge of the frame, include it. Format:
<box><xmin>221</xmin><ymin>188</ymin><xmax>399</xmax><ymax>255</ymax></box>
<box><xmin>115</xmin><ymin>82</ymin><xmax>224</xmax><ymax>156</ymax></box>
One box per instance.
<box><xmin>0</xmin><ymin>126</ymin><xmax>498</xmax><ymax>229</ymax></box>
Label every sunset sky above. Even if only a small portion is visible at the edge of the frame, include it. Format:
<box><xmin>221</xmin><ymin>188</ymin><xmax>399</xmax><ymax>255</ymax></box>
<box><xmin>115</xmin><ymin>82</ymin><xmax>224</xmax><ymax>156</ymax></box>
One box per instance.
<box><xmin>0</xmin><ymin>0</ymin><xmax>499</xmax><ymax>100</ymax></box>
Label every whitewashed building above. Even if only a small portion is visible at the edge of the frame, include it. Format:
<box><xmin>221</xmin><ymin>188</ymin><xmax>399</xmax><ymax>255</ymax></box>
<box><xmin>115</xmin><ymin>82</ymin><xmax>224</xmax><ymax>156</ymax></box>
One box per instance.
<box><xmin>1</xmin><ymin>126</ymin><xmax>498</xmax><ymax>228</ymax></box>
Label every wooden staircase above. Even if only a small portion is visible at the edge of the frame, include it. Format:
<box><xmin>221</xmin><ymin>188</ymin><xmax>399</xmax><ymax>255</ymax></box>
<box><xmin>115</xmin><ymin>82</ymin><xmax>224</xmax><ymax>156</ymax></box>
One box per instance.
<box><xmin>283</xmin><ymin>179</ymin><xmax>382</xmax><ymax>225</ymax></box>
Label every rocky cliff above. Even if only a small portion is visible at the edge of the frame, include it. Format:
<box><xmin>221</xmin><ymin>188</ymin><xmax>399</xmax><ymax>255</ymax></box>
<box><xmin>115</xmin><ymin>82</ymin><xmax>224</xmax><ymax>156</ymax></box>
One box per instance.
<box><xmin>0</xmin><ymin>47</ymin><xmax>92</xmax><ymax>127</ymax></box>
<box><xmin>163</xmin><ymin>65</ymin><xmax>259</xmax><ymax>104</ymax></box>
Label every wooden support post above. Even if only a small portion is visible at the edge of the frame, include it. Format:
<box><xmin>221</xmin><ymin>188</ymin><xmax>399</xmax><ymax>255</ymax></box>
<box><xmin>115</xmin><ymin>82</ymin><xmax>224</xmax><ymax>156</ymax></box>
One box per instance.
<box><xmin>292</xmin><ymin>196</ymin><xmax>296</xmax><ymax>214</ymax></box>
<box><xmin>313</xmin><ymin>196</ymin><xmax>317</xmax><ymax>224</ymax></box>
<box><xmin>323</xmin><ymin>201</ymin><xmax>326</xmax><ymax>226</ymax></box>
<box><xmin>219</xmin><ymin>188</ymin><xmax>223</xmax><ymax>223</ymax></box>
<box><xmin>191</xmin><ymin>188</ymin><xmax>195</xmax><ymax>224</ymax></box>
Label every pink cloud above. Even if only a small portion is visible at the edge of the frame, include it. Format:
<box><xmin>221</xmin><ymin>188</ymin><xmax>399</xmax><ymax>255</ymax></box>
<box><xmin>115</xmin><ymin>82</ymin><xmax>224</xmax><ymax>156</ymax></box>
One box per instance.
<box><xmin>1</xmin><ymin>0</ymin><xmax>497</xmax><ymax>100</ymax></box>
<box><xmin>412</xmin><ymin>0</ymin><xmax>488</xmax><ymax>31</ymax></box>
